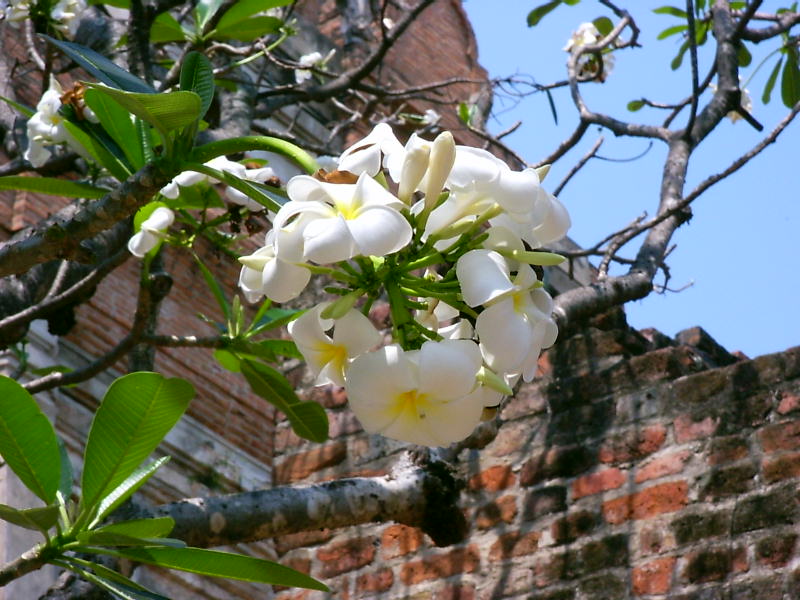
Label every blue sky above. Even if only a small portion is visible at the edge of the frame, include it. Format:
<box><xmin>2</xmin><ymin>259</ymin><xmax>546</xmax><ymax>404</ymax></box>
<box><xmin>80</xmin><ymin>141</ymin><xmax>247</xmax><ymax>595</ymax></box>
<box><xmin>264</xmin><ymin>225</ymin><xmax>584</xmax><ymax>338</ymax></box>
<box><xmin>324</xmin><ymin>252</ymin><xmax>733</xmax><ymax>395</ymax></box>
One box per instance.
<box><xmin>462</xmin><ymin>1</ymin><xmax>799</xmax><ymax>358</ymax></box>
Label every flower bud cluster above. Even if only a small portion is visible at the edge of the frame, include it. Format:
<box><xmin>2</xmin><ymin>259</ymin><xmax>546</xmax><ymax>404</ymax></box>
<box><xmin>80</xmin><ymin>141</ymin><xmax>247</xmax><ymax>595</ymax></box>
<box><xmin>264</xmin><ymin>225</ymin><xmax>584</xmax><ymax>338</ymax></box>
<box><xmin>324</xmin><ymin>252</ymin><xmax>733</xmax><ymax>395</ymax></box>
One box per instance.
<box><xmin>238</xmin><ymin>124</ymin><xmax>570</xmax><ymax>447</ymax></box>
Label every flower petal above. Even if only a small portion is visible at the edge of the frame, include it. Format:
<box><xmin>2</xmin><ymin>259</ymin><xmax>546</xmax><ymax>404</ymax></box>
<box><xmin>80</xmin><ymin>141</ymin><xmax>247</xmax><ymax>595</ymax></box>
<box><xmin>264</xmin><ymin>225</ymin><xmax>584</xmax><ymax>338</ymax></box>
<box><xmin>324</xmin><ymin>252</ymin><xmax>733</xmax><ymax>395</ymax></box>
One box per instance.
<box><xmin>476</xmin><ymin>300</ymin><xmax>533</xmax><ymax>373</ymax></box>
<box><xmin>456</xmin><ymin>249</ymin><xmax>513</xmax><ymax>307</ymax></box>
<box><xmin>417</xmin><ymin>339</ymin><xmax>481</xmax><ymax>399</ymax></box>
<box><xmin>347</xmin><ymin>206</ymin><xmax>412</xmax><ymax>257</ymax></box>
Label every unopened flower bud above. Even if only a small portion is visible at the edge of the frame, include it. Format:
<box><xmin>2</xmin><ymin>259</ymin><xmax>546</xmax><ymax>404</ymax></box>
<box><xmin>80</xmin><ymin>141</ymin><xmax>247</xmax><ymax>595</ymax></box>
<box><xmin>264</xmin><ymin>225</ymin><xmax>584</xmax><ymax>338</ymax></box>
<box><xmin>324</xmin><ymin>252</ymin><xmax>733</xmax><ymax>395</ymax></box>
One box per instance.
<box><xmin>398</xmin><ymin>145</ymin><xmax>430</xmax><ymax>204</ymax></box>
<box><xmin>424</xmin><ymin>131</ymin><xmax>456</xmax><ymax>211</ymax></box>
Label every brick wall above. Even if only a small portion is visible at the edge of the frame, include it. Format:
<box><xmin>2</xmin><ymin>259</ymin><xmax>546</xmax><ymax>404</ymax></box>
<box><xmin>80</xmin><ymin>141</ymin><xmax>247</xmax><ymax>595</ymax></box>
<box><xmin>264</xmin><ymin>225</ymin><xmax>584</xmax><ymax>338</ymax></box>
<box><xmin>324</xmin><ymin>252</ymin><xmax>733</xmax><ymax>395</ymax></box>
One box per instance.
<box><xmin>271</xmin><ymin>310</ymin><xmax>800</xmax><ymax>600</ymax></box>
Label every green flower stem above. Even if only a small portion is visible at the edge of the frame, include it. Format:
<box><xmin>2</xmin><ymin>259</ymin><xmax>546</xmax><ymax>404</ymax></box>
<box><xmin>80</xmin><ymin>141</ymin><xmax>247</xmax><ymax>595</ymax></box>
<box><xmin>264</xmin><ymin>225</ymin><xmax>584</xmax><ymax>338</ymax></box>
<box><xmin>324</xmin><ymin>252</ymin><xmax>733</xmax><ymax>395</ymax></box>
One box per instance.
<box><xmin>223</xmin><ymin>29</ymin><xmax>290</xmax><ymax>69</ymax></box>
<box><xmin>303</xmin><ymin>264</ymin><xmax>356</xmax><ymax>284</ymax></box>
<box><xmin>401</xmin><ymin>252</ymin><xmax>446</xmax><ymax>273</ymax></box>
<box><xmin>190</xmin><ymin>136</ymin><xmax>319</xmax><ymax>175</ymax></box>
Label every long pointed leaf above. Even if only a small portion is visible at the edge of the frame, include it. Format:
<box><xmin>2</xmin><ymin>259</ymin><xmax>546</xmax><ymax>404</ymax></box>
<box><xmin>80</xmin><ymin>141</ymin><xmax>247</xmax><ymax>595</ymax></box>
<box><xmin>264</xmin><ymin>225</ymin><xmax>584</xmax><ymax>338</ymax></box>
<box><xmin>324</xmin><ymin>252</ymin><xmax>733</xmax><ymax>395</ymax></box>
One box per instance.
<box><xmin>241</xmin><ymin>360</ymin><xmax>328</xmax><ymax>442</ymax></box>
<box><xmin>0</xmin><ymin>94</ymin><xmax>34</xmax><ymax>117</ymax></box>
<box><xmin>180</xmin><ymin>52</ymin><xmax>214</xmax><ymax>120</ymax></box>
<box><xmin>62</xmin><ymin>120</ymin><xmax>133</xmax><ymax>181</ymax></box>
<box><xmin>0</xmin><ymin>376</ymin><xmax>61</xmax><ymax>503</ymax></box>
<box><xmin>41</xmin><ymin>36</ymin><xmax>155</xmax><ymax>94</ymax></box>
<box><xmin>57</xmin><ymin>438</ymin><xmax>73</xmax><ymax>500</ymax></box>
<box><xmin>81</xmin><ymin>374</ymin><xmax>193</xmax><ymax>518</ymax></box>
<box><xmin>194</xmin><ymin>254</ymin><xmax>230</xmax><ymax>322</ymax></box>
<box><xmin>84</xmin><ymin>89</ymin><xmax>144</xmax><ymax>169</ymax></box>
<box><xmin>77</xmin><ymin>532</ymin><xmax>186</xmax><ymax>548</ymax></box>
<box><xmin>781</xmin><ymin>48</ymin><xmax>800</xmax><ymax>108</ymax></box>
<box><xmin>0</xmin><ymin>503</ymin><xmax>60</xmax><ymax>532</ymax></box>
<box><xmin>0</xmin><ymin>176</ymin><xmax>109</xmax><ymax>199</ymax></box>
<box><xmin>88</xmin><ymin>547</ymin><xmax>329</xmax><ymax>591</ymax></box>
<box><xmin>93</xmin><ymin>517</ymin><xmax>175</xmax><ymax>538</ymax></box>
<box><xmin>90</xmin><ymin>457</ymin><xmax>170</xmax><ymax>528</ymax></box>
<box><xmin>85</xmin><ymin>85</ymin><xmax>202</xmax><ymax>136</ymax></box>
<box><xmin>54</xmin><ymin>559</ymin><xmax>170</xmax><ymax>600</ymax></box>
<box><xmin>763</xmin><ymin>57</ymin><xmax>784</xmax><ymax>104</ymax></box>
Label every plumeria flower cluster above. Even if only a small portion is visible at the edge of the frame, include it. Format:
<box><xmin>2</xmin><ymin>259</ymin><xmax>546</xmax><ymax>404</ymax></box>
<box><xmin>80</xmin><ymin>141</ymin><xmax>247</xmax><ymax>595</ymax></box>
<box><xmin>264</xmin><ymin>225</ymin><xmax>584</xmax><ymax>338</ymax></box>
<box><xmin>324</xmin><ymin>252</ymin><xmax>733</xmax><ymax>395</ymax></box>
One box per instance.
<box><xmin>564</xmin><ymin>22</ymin><xmax>615</xmax><ymax>82</ymax></box>
<box><xmin>24</xmin><ymin>77</ymin><xmax>97</xmax><ymax>168</ymax></box>
<box><xmin>3</xmin><ymin>0</ymin><xmax>87</xmax><ymax>36</ymax></box>
<box><xmin>235</xmin><ymin>123</ymin><xmax>570</xmax><ymax>447</ymax></box>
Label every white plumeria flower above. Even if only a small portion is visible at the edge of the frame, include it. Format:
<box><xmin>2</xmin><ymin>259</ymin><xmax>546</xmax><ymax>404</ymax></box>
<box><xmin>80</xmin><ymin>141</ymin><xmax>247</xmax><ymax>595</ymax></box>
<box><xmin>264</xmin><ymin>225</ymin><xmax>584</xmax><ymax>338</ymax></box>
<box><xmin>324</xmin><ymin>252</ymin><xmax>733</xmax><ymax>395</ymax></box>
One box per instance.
<box><xmin>127</xmin><ymin>207</ymin><xmax>175</xmax><ymax>258</ymax></box>
<box><xmin>564</xmin><ymin>22</ymin><xmax>600</xmax><ymax>52</ymax></box>
<box><xmin>489</xmin><ymin>190</ymin><xmax>571</xmax><ymax>248</ymax></box>
<box><xmin>337</xmin><ymin>122</ymin><xmax>404</xmax><ymax>176</ymax></box>
<box><xmin>159</xmin><ymin>156</ymin><xmax>246</xmax><ymax>200</ymax></box>
<box><xmin>25</xmin><ymin>78</ymin><xmax>71</xmax><ymax>168</ymax></box>
<box><xmin>51</xmin><ymin>0</ymin><xmax>87</xmax><ymax>36</ymax></box>
<box><xmin>276</xmin><ymin>172</ymin><xmax>412</xmax><ymax>264</ymax></box>
<box><xmin>294</xmin><ymin>49</ymin><xmax>335</xmax><ymax>84</ymax></box>
<box><xmin>238</xmin><ymin>226</ymin><xmax>311</xmax><ymax>303</ymax></box>
<box><xmin>456</xmin><ymin>249</ymin><xmax>557</xmax><ymax>381</ymax></box>
<box><xmin>421</xmin><ymin>108</ymin><xmax>441</xmax><ymax>126</ymax></box>
<box><xmin>287</xmin><ymin>303</ymin><xmax>381</xmax><ymax>387</ymax></box>
<box><xmin>226</xmin><ymin>166</ymin><xmax>278</xmax><ymax>212</ymax></box>
<box><xmin>345</xmin><ymin>340</ymin><xmax>485</xmax><ymax>447</ymax></box>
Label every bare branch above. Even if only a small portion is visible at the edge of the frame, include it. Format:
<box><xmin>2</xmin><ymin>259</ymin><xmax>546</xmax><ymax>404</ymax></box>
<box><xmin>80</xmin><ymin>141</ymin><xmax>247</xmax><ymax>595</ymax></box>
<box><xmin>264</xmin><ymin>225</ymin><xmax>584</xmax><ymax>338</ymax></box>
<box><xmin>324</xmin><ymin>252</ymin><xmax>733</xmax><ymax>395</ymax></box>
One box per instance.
<box><xmin>533</xmin><ymin>121</ymin><xmax>590</xmax><ymax>169</ymax></box>
<box><xmin>740</xmin><ymin>11</ymin><xmax>800</xmax><ymax>42</ymax></box>
<box><xmin>0</xmin><ymin>161</ymin><xmax>173</xmax><ymax>278</ymax></box>
<box><xmin>553</xmin><ymin>136</ymin><xmax>604</xmax><ymax>196</ymax></box>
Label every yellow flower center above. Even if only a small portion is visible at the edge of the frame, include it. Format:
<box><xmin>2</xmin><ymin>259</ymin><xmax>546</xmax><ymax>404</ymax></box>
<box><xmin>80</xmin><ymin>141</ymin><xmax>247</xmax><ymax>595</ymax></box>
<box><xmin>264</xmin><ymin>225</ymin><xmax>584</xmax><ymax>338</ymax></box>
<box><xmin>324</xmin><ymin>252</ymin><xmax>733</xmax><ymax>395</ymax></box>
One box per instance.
<box><xmin>392</xmin><ymin>389</ymin><xmax>431</xmax><ymax>420</ymax></box>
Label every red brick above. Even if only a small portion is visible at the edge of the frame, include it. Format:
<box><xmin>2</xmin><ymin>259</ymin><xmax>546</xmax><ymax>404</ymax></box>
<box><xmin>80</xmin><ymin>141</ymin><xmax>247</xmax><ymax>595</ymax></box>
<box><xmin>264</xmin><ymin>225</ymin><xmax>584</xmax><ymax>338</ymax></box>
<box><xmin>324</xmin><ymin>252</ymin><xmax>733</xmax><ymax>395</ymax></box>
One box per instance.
<box><xmin>475</xmin><ymin>495</ymin><xmax>518</xmax><ymax>530</ymax></box>
<box><xmin>381</xmin><ymin>524</ymin><xmax>425</xmax><ymax>559</ymax></box>
<box><xmin>274</xmin><ymin>529</ymin><xmax>334</xmax><ymax>555</ymax></box>
<box><xmin>316</xmin><ymin>537</ymin><xmax>375</xmax><ymax>578</ymax></box>
<box><xmin>355</xmin><ymin>567</ymin><xmax>394</xmax><ymax>593</ymax></box>
<box><xmin>572</xmin><ymin>468</ymin><xmax>627</xmax><ymax>499</ymax></box>
<box><xmin>468</xmin><ymin>464</ymin><xmax>517</xmax><ymax>492</ymax></box>
<box><xmin>274</xmin><ymin>441</ymin><xmax>347</xmax><ymax>483</ymax></box>
<box><xmin>707</xmin><ymin>436</ymin><xmax>749</xmax><ymax>466</ymax></box>
<box><xmin>599</xmin><ymin>425</ymin><xmax>666</xmax><ymax>464</ymax></box>
<box><xmin>440</xmin><ymin>584</ymin><xmax>475</xmax><ymax>600</ymax></box>
<box><xmin>778</xmin><ymin>392</ymin><xmax>800</xmax><ymax>415</ymax></box>
<box><xmin>756</xmin><ymin>533</ymin><xmax>798</xmax><ymax>568</ymax></box>
<box><xmin>759</xmin><ymin>421</ymin><xmax>800</xmax><ymax>453</ymax></box>
<box><xmin>762</xmin><ymin>451</ymin><xmax>800</xmax><ymax>482</ymax></box>
<box><xmin>488</xmin><ymin>530</ymin><xmax>541</xmax><ymax>560</ymax></box>
<box><xmin>674</xmin><ymin>415</ymin><xmax>718</xmax><ymax>443</ymax></box>
<box><xmin>602</xmin><ymin>481</ymin><xmax>689</xmax><ymax>524</ymax></box>
<box><xmin>632</xmin><ymin>557</ymin><xmax>675</xmax><ymax>595</ymax></box>
<box><xmin>636</xmin><ymin>450</ymin><xmax>691</xmax><ymax>483</ymax></box>
<box><xmin>400</xmin><ymin>546</ymin><xmax>480</xmax><ymax>585</ymax></box>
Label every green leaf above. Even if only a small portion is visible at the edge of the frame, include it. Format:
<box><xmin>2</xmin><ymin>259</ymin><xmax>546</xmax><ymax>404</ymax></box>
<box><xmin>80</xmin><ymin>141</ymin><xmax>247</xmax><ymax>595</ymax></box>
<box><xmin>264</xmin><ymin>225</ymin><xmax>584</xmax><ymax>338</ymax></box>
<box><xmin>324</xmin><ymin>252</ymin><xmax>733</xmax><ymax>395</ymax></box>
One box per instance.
<box><xmin>457</xmin><ymin>102</ymin><xmax>473</xmax><ymax>125</ymax></box>
<box><xmin>215</xmin><ymin>0</ymin><xmax>292</xmax><ymax>29</ymax></box>
<box><xmin>207</xmin><ymin>167</ymin><xmax>285</xmax><ymax>212</ymax></box>
<box><xmin>781</xmin><ymin>47</ymin><xmax>800</xmax><ymax>108</ymax></box>
<box><xmin>213</xmin><ymin>349</ymin><xmax>241</xmax><ymax>372</ymax></box>
<box><xmin>671</xmin><ymin>40</ymin><xmax>690</xmax><ymax>70</ymax></box>
<box><xmin>56</xmin><ymin>559</ymin><xmax>170</xmax><ymax>600</ymax></box>
<box><xmin>762</xmin><ymin>57</ymin><xmax>784</xmax><ymax>104</ymax></box>
<box><xmin>653</xmin><ymin>5</ymin><xmax>687</xmax><ymax>17</ymax></box>
<box><xmin>232</xmin><ymin>339</ymin><xmax>303</xmax><ymax>362</ymax></box>
<box><xmin>180</xmin><ymin>52</ymin><xmax>215</xmax><ymax>120</ymax></box>
<box><xmin>545</xmin><ymin>88</ymin><xmax>558</xmax><ymax>125</ymax></box>
<box><xmin>62</xmin><ymin>120</ymin><xmax>134</xmax><ymax>181</ymax></box>
<box><xmin>657</xmin><ymin>24</ymin><xmax>688</xmax><ymax>40</ymax></box>
<box><xmin>151</xmin><ymin>12</ymin><xmax>188</xmax><ymax>43</ymax></box>
<box><xmin>194</xmin><ymin>254</ymin><xmax>231</xmax><ymax>322</ymax></box>
<box><xmin>90</xmin><ymin>547</ymin><xmax>329</xmax><ymax>591</ymax></box>
<box><xmin>214</xmin><ymin>16</ymin><xmax>282</xmax><ymax>41</ymax></box>
<box><xmin>137</xmin><ymin>118</ymin><xmax>156</xmax><ymax>164</ymax></box>
<box><xmin>248</xmin><ymin>307</ymin><xmax>301</xmax><ymax>337</ymax></box>
<box><xmin>41</xmin><ymin>36</ymin><xmax>155</xmax><ymax>93</ymax></box>
<box><xmin>85</xmin><ymin>84</ymin><xmax>202</xmax><ymax>137</ymax></box>
<box><xmin>736</xmin><ymin>42</ymin><xmax>752</xmax><ymax>67</ymax></box>
<box><xmin>0</xmin><ymin>94</ymin><xmax>34</xmax><ymax>117</ymax></box>
<box><xmin>84</xmin><ymin>88</ymin><xmax>144</xmax><ymax>169</ymax></box>
<box><xmin>91</xmin><ymin>457</ymin><xmax>170</xmax><ymax>528</ymax></box>
<box><xmin>527</xmin><ymin>0</ymin><xmax>561</xmax><ymax>26</ymax></box>
<box><xmin>0</xmin><ymin>503</ymin><xmax>60</xmax><ymax>532</ymax></box>
<box><xmin>57</xmin><ymin>438</ymin><xmax>73</xmax><ymax>500</ymax></box>
<box><xmin>593</xmin><ymin>16</ymin><xmax>613</xmax><ymax>37</ymax></box>
<box><xmin>241</xmin><ymin>360</ymin><xmax>328</xmax><ymax>443</ymax></box>
<box><xmin>0</xmin><ymin>176</ymin><xmax>109</xmax><ymax>199</ymax></box>
<box><xmin>0</xmin><ymin>376</ymin><xmax>61</xmax><ymax>504</ymax></box>
<box><xmin>196</xmin><ymin>0</ymin><xmax>225</xmax><ymax>33</ymax></box>
<box><xmin>93</xmin><ymin>517</ymin><xmax>175</xmax><ymax>539</ymax></box>
<box><xmin>77</xmin><ymin>532</ymin><xmax>185</xmax><ymax>548</ymax></box>
<box><xmin>80</xmin><ymin>373</ymin><xmax>193</xmax><ymax>519</ymax></box>
<box><xmin>163</xmin><ymin>182</ymin><xmax>224</xmax><ymax>210</ymax></box>
<box><xmin>627</xmin><ymin>99</ymin><xmax>645</xmax><ymax>112</ymax></box>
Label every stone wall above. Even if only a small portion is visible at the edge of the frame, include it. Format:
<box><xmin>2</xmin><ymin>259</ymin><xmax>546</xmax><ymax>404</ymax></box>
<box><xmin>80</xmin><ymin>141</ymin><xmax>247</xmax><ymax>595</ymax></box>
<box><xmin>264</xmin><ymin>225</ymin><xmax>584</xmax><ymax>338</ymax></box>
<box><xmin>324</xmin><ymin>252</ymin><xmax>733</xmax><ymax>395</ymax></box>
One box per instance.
<box><xmin>271</xmin><ymin>312</ymin><xmax>800</xmax><ymax>600</ymax></box>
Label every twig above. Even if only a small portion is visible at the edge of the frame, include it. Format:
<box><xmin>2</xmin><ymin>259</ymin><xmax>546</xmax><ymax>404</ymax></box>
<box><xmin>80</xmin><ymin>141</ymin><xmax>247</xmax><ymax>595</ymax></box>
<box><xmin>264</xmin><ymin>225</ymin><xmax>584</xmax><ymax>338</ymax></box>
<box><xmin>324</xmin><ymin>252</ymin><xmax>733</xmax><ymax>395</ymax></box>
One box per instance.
<box><xmin>533</xmin><ymin>121</ymin><xmax>589</xmax><ymax>169</ymax></box>
<box><xmin>685</xmin><ymin>0</ymin><xmax>701</xmax><ymax>135</ymax></box>
<box><xmin>553</xmin><ymin>136</ymin><xmax>603</xmax><ymax>196</ymax></box>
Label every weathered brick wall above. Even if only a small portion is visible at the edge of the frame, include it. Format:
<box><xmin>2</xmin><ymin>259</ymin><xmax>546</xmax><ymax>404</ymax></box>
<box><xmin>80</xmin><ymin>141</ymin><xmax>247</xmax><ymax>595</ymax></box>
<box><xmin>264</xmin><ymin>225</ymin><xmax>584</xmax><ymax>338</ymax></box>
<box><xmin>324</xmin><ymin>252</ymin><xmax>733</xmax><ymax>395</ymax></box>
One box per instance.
<box><xmin>272</xmin><ymin>311</ymin><xmax>800</xmax><ymax>600</ymax></box>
